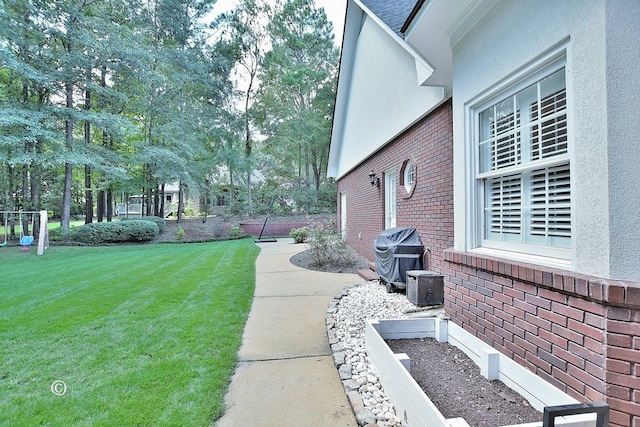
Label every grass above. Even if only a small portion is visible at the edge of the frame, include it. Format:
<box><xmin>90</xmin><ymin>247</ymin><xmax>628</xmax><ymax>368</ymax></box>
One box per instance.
<box><xmin>0</xmin><ymin>239</ymin><xmax>260</xmax><ymax>426</ymax></box>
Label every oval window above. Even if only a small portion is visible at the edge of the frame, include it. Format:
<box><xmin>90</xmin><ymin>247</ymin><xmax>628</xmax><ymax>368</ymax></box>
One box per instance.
<box><xmin>404</xmin><ymin>160</ymin><xmax>415</xmax><ymax>194</ymax></box>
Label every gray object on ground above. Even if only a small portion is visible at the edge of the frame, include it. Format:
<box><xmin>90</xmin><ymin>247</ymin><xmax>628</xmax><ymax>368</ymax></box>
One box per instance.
<box><xmin>374</xmin><ymin>227</ymin><xmax>424</xmax><ymax>292</ymax></box>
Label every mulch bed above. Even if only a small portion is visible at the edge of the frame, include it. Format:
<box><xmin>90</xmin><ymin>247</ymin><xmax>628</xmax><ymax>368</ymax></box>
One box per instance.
<box><xmin>386</xmin><ymin>338</ymin><xmax>542</xmax><ymax>427</ymax></box>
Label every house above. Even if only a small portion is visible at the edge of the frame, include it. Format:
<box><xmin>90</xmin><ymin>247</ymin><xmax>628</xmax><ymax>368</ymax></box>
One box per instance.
<box><xmin>328</xmin><ymin>1</ymin><xmax>640</xmax><ymax>425</ymax></box>
<box><xmin>117</xmin><ymin>184</ymin><xmax>184</xmax><ymax>218</ymax></box>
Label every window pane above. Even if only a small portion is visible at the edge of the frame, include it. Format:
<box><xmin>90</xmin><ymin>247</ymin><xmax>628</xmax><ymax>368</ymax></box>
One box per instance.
<box><xmin>531</xmin><ymin>69</ymin><xmax>567</xmax><ymax>160</ymax></box>
<box><xmin>479</xmin><ymin>108</ymin><xmax>494</xmax><ymax>173</ymax></box>
<box><xmin>494</xmin><ymin>98</ymin><xmax>521</xmax><ymax>170</ymax></box>
<box><xmin>540</xmin><ymin>69</ymin><xmax>565</xmax><ymax>100</ymax></box>
<box><xmin>479</xmin><ymin>100</ymin><xmax>521</xmax><ymax>173</ymax></box>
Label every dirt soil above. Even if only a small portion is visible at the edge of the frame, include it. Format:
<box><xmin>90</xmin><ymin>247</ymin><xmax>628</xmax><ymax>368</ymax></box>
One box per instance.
<box><xmin>387</xmin><ymin>338</ymin><xmax>542</xmax><ymax>427</ymax></box>
<box><xmin>289</xmin><ymin>245</ymin><xmax>371</xmax><ymax>273</ymax></box>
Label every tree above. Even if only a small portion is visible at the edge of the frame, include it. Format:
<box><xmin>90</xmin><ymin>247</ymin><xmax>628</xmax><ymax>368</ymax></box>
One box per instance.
<box><xmin>256</xmin><ymin>0</ymin><xmax>339</xmax><ymax>211</ymax></box>
<box><xmin>216</xmin><ymin>0</ymin><xmax>271</xmax><ymax>217</ymax></box>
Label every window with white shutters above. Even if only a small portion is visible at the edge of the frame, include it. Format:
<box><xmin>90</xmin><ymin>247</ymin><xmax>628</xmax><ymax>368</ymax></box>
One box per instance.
<box><xmin>477</xmin><ymin>67</ymin><xmax>571</xmax><ymax>257</ymax></box>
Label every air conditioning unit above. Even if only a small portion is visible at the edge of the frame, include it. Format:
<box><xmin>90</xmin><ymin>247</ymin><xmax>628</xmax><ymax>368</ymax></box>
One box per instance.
<box><xmin>406</xmin><ymin>270</ymin><xmax>444</xmax><ymax>307</ymax></box>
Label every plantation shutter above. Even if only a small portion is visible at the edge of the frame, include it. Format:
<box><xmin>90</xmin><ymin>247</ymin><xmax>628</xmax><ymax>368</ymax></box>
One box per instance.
<box><xmin>486</xmin><ymin>174</ymin><xmax>522</xmax><ymax>241</ymax></box>
<box><xmin>530</xmin><ymin>163</ymin><xmax>571</xmax><ymax>246</ymax></box>
<box><xmin>531</xmin><ymin>89</ymin><xmax>568</xmax><ymax>160</ymax></box>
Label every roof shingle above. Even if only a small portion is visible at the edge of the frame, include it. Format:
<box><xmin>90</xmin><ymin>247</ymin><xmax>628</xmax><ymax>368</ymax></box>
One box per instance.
<box><xmin>360</xmin><ymin>0</ymin><xmax>419</xmax><ymax>37</ymax></box>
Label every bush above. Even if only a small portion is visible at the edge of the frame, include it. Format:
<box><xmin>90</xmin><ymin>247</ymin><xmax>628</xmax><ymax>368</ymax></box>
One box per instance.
<box><xmin>289</xmin><ymin>227</ymin><xmax>309</xmax><ymax>244</ymax></box>
<box><xmin>176</xmin><ymin>226</ymin><xmax>186</xmax><ymax>241</ymax></box>
<box><xmin>120</xmin><ymin>216</ymin><xmax>166</xmax><ymax>232</ymax></box>
<box><xmin>210</xmin><ymin>217</ymin><xmax>226</xmax><ymax>238</ymax></box>
<box><xmin>306</xmin><ymin>218</ymin><xmax>352</xmax><ymax>267</ymax></box>
<box><xmin>74</xmin><ymin>220</ymin><xmax>159</xmax><ymax>244</ymax></box>
<box><xmin>48</xmin><ymin>226</ymin><xmax>79</xmax><ymax>242</ymax></box>
<box><xmin>229</xmin><ymin>225</ymin><xmax>244</xmax><ymax>239</ymax></box>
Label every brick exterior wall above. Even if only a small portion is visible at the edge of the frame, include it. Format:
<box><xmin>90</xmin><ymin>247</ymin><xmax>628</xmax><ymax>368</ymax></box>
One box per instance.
<box><xmin>336</xmin><ymin>99</ymin><xmax>454</xmax><ymax>272</ymax></box>
<box><xmin>444</xmin><ymin>250</ymin><xmax>640</xmax><ymax>427</ymax></box>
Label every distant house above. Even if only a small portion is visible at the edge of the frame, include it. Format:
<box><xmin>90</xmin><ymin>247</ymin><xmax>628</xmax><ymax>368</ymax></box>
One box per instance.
<box><xmin>329</xmin><ymin>0</ymin><xmax>640</xmax><ymax>425</ymax></box>
<box><xmin>117</xmin><ymin>184</ymin><xmax>183</xmax><ymax>218</ymax></box>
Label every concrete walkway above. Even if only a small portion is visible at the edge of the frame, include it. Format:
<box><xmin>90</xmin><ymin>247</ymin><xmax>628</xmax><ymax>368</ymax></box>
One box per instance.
<box><xmin>216</xmin><ymin>238</ymin><xmax>361</xmax><ymax>427</ymax></box>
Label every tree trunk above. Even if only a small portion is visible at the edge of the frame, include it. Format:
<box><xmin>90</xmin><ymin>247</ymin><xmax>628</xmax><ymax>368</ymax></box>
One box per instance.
<box><xmin>61</xmin><ymin>14</ymin><xmax>76</xmax><ymax>236</ymax></box>
<box><xmin>61</xmin><ymin>162</ymin><xmax>73</xmax><ymax>234</ymax></box>
<box><xmin>153</xmin><ymin>187</ymin><xmax>160</xmax><ymax>217</ymax></box>
<box><xmin>145</xmin><ymin>186</ymin><xmax>152</xmax><ymax>217</ymax></box>
<box><xmin>62</xmin><ymin>77</ymin><xmax>73</xmax><ymax>234</ymax></box>
<box><xmin>106</xmin><ymin>188</ymin><xmax>113</xmax><ymax>221</ymax></box>
<box><xmin>177</xmin><ymin>181</ymin><xmax>184</xmax><ymax>223</ymax></box>
<box><xmin>84</xmin><ymin>66</ymin><xmax>92</xmax><ymax>224</ymax></box>
<box><xmin>96</xmin><ymin>65</ymin><xmax>107</xmax><ymax>223</ymax></box>
<box><xmin>8</xmin><ymin>166</ymin><xmax>16</xmax><ymax>238</ymax></box>
<box><xmin>97</xmin><ymin>190</ymin><xmax>105</xmax><ymax>222</ymax></box>
<box><xmin>245</xmin><ymin>73</ymin><xmax>254</xmax><ymax>217</ymax></box>
<box><xmin>31</xmin><ymin>135</ymin><xmax>43</xmax><ymax>209</ymax></box>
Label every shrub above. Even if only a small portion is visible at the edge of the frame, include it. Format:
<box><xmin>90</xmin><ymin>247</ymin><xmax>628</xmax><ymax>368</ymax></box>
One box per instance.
<box><xmin>289</xmin><ymin>227</ymin><xmax>309</xmax><ymax>244</ymax></box>
<box><xmin>74</xmin><ymin>220</ymin><xmax>159</xmax><ymax>244</ymax></box>
<box><xmin>229</xmin><ymin>225</ymin><xmax>244</xmax><ymax>239</ymax></box>
<box><xmin>176</xmin><ymin>226</ymin><xmax>186</xmax><ymax>241</ymax></box>
<box><xmin>120</xmin><ymin>216</ymin><xmax>166</xmax><ymax>232</ymax></box>
<box><xmin>48</xmin><ymin>227</ymin><xmax>78</xmax><ymax>242</ymax></box>
<box><xmin>210</xmin><ymin>217</ymin><xmax>226</xmax><ymax>238</ymax></box>
<box><xmin>306</xmin><ymin>218</ymin><xmax>352</xmax><ymax>267</ymax></box>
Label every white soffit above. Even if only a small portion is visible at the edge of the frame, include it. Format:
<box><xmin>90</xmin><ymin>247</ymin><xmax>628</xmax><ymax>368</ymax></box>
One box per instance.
<box><xmin>402</xmin><ymin>0</ymin><xmax>498</xmax><ymax>87</ymax></box>
<box><xmin>353</xmin><ymin>0</ymin><xmax>435</xmax><ymax>86</ymax></box>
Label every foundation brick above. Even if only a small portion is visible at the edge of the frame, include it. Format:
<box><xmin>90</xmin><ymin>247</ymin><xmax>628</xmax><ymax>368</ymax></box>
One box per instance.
<box><xmin>550</xmin><ymin>301</ymin><xmax>584</xmax><ymax>321</ymax></box>
<box><xmin>553</xmin><ymin>345</ymin><xmax>584</xmax><ymax>369</ymax></box>
<box><xmin>538</xmin><ymin>307</ymin><xmax>568</xmax><ymax>327</ymax></box>
<box><xmin>608</xmin><ymin>319</ymin><xmax>640</xmax><ymax>336</ymax></box>
<box><xmin>608</xmin><ymin>347</ymin><xmax>640</xmax><ymax>364</ymax></box>
<box><xmin>607</xmin><ymin>384</ymin><xmax>631</xmax><ymax>400</ymax></box>
<box><xmin>606</xmin><ymin>358</ymin><xmax>631</xmax><ymax>374</ymax></box>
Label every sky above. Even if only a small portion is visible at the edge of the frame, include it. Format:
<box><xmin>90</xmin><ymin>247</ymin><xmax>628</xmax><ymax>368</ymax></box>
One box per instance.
<box><xmin>210</xmin><ymin>0</ymin><xmax>348</xmax><ymax>45</ymax></box>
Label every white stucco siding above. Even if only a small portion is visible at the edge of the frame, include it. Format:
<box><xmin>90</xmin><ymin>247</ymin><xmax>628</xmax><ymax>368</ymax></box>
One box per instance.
<box><xmin>451</xmin><ymin>0</ymin><xmax>622</xmax><ymax>278</ymax></box>
<box><xmin>333</xmin><ymin>15</ymin><xmax>445</xmax><ymax>179</ymax></box>
<box><xmin>605</xmin><ymin>1</ymin><xmax>640</xmax><ymax>281</ymax></box>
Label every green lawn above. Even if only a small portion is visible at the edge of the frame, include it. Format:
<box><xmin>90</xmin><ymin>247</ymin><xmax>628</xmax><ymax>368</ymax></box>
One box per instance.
<box><xmin>0</xmin><ymin>239</ymin><xmax>260</xmax><ymax>426</ymax></box>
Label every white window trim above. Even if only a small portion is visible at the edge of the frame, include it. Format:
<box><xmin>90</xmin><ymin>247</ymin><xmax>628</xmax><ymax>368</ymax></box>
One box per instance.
<box><xmin>385</xmin><ymin>168</ymin><xmax>398</xmax><ymax>229</ymax></box>
<box><xmin>464</xmin><ymin>40</ymin><xmax>574</xmax><ymax>263</ymax></box>
<box><xmin>404</xmin><ymin>160</ymin><xmax>415</xmax><ymax>194</ymax></box>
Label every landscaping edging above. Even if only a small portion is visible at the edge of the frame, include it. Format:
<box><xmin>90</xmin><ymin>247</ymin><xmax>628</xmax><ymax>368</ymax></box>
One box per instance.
<box><xmin>366</xmin><ymin>318</ymin><xmax>598</xmax><ymax>427</ymax></box>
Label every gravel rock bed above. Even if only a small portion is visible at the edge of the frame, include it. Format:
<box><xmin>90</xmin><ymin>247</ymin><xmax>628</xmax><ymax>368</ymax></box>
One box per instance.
<box><xmin>326</xmin><ymin>282</ymin><xmax>418</xmax><ymax>426</ymax></box>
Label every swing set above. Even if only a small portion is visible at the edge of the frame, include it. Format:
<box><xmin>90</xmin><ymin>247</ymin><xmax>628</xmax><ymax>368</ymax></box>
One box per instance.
<box><xmin>0</xmin><ymin>210</ymin><xmax>49</xmax><ymax>255</ymax></box>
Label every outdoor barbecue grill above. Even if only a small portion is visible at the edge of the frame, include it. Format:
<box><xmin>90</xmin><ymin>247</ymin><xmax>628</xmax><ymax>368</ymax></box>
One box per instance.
<box><xmin>374</xmin><ymin>227</ymin><xmax>425</xmax><ymax>293</ymax></box>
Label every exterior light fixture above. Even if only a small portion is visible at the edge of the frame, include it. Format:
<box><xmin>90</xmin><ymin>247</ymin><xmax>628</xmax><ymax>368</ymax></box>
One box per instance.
<box><xmin>369</xmin><ymin>170</ymin><xmax>380</xmax><ymax>188</ymax></box>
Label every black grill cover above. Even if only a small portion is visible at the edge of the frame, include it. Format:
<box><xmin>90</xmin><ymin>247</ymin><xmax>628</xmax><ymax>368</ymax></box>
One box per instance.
<box><xmin>374</xmin><ymin>227</ymin><xmax>424</xmax><ymax>285</ymax></box>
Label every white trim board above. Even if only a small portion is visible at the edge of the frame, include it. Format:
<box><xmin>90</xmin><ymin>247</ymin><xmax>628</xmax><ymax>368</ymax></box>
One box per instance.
<box><xmin>366</xmin><ymin>318</ymin><xmax>597</xmax><ymax>427</ymax></box>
